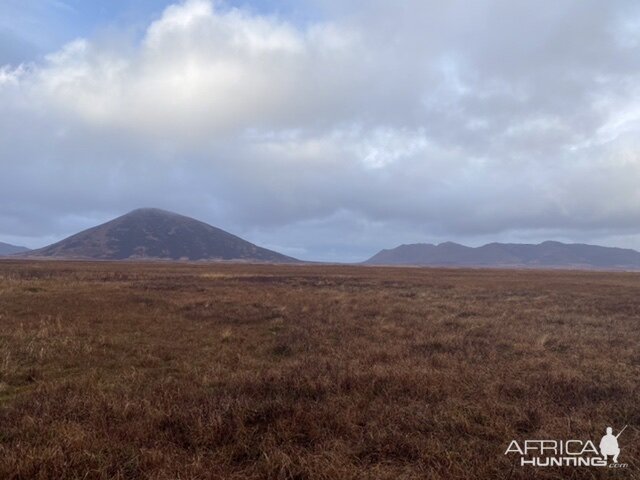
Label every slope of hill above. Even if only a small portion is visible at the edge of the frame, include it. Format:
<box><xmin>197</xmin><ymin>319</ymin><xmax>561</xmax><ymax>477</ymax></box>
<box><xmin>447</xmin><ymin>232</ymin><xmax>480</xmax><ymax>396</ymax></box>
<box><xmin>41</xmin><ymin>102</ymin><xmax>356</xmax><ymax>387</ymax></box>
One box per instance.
<box><xmin>0</xmin><ymin>242</ymin><xmax>29</xmax><ymax>256</ymax></box>
<box><xmin>25</xmin><ymin>208</ymin><xmax>296</xmax><ymax>262</ymax></box>
<box><xmin>365</xmin><ymin>241</ymin><xmax>640</xmax><ymax>269</ymax></box>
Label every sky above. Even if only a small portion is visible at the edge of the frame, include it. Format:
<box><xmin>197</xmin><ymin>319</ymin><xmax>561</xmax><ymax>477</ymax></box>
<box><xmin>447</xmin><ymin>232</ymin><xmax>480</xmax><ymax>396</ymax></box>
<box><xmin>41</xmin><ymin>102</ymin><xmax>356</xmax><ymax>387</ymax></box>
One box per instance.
<box><xmin>2</xmin><ymin>0</ymin><xmax>640</xmax><ymax>262</ymax></box>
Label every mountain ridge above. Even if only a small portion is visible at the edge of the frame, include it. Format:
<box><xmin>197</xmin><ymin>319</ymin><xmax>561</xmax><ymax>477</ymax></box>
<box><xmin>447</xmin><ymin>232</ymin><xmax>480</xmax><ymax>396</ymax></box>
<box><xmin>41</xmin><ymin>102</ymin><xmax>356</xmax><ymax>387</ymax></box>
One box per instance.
<box><xmin>365</xmin><ymin>241</ymin><xmax>640</xmax><ymax>269</ymax></box>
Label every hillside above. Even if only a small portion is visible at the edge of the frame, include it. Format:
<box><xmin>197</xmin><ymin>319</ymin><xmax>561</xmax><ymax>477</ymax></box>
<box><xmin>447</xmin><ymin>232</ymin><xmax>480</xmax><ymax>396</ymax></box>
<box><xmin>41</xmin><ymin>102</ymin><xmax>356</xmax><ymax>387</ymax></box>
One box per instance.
<box><xmin>0</xmin><ymin>242</ymin><xmax>29</xmax><ymax>256</ymax></box>
<box><xmin>25</xmin><ymin>208</ymin><xmax>296</xmax><ymax>262</ymax></box>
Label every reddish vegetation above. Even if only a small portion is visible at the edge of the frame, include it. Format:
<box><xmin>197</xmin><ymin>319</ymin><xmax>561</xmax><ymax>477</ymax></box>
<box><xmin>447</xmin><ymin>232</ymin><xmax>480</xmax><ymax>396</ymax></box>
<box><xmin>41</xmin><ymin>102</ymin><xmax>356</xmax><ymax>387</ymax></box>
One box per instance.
<box><xmin>0</xmin><ymin>260</ymin><xmax>638</xmax><ymax>479</ymax></box>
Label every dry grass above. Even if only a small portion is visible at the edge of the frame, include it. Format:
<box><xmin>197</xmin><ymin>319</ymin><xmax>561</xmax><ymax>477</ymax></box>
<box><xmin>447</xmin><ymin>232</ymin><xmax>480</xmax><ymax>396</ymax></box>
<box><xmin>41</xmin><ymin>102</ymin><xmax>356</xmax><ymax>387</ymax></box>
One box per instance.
<box><xmin>0</xmin><ymin>260</ymin><xmax>638</xmax><ymax>479</ymax></box>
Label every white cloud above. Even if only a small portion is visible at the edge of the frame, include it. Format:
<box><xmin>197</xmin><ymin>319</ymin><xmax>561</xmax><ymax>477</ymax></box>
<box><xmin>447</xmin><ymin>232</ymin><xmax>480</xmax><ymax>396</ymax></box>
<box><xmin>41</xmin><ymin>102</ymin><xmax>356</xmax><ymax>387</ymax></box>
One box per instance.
<box><xmin>18</xmin><ymin>0</ymin><xmax>363</xmax><ymax>141</ymax></box>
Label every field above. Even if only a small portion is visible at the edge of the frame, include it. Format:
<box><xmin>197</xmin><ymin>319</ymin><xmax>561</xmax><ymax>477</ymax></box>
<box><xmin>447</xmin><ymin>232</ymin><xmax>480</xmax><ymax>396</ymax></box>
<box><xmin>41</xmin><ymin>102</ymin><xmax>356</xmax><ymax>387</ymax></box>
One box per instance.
<box><xmin>0</xmin><ymin>260</ymin><xmax>638</xmax><ymax>479</ymax></box>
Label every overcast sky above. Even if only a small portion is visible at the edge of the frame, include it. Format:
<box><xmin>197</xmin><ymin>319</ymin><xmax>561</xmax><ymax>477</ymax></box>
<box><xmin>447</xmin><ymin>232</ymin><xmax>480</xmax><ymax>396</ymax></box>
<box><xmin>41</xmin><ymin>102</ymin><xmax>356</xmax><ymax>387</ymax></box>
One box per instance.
<box><xmin>2</xmin><ymin>0</ymin><xmax>640</xmax><ymax>261</ymax></box>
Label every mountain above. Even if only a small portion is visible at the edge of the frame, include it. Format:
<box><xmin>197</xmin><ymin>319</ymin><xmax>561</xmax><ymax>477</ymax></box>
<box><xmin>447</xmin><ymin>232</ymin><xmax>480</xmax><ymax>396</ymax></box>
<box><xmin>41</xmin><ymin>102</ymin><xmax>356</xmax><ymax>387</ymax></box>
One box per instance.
<box><xmin>365</xmin><ymin>241</ymin><xmax>640</xmax><ymax>269</ymax></box>
<box><xmin>0</xmin><ymin>242</ymin><xmax>29</xmax><ymax>256</ymax></box>
<box><xmin>25</xmin><ymin>208</ymin><xmax>297</xmax><ymax>262</ymax></box>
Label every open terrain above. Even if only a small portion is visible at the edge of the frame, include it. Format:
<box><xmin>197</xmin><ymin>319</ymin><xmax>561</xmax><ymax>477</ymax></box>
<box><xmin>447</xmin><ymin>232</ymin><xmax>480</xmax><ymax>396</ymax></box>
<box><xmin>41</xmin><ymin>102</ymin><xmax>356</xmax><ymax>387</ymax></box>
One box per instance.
<box><xmin>0</xmin><ymin>260</ymin><xmax>638</xmax><ymax>479</ymax></box>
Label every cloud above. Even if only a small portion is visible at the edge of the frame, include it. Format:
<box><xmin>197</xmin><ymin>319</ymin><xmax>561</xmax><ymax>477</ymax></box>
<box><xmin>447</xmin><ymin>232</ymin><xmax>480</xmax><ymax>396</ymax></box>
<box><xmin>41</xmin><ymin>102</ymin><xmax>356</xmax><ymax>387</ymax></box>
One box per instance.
<box><xmin>2</xmin><ymin>0</ymin><xmax>640</xmax><ymax>260</ymax></box>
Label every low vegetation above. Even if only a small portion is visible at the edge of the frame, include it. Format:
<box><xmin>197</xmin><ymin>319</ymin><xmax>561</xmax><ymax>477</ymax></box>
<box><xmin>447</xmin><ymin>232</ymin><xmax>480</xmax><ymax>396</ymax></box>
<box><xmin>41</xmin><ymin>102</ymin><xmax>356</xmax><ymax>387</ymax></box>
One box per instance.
<box><xmin>0</xmin><ymin>261</ymin><xmax>638</xmax><ymax>479</ymax></box>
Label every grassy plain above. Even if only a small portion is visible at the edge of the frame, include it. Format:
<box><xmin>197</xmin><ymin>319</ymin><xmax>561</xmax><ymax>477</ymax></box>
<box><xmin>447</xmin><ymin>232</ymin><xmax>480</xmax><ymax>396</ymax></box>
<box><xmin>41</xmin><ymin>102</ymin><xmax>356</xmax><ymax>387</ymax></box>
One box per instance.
<box><xmin>0</xmin><ymin>260</ymin><xmax>638</xmax><ymax>479</ymax></box>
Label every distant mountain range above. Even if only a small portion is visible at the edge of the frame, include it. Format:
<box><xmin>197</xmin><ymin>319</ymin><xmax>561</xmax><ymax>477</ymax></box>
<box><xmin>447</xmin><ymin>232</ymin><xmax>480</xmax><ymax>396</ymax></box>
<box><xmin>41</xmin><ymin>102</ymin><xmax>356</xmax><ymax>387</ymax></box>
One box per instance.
<box><xmin>23</xmin><ymin>208</ymin><xmax>296</xmax><ymax>262</ymax></box>
<box><xmin>7</xmin><ymin>210</ymin><xmax>640</xmax><ymax>269</ymax></box>
<box><xmin>0</xmin><ymin>242</ymin><xmax>29</xmax><ymax>256</ymax></box>
<box><xmin>365</xmin><ymin>241</ymin><xmax>640</xmax><ymax>269</ymax></box>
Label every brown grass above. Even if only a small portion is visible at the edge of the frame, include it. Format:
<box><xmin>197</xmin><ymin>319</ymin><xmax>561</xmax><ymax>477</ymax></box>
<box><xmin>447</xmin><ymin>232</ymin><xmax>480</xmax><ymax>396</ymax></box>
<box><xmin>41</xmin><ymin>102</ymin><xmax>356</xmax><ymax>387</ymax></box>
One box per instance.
<box><xmin>0</xmin><ymin>260</ymin><xmax>638</xmax><ymax>479</ymax></box>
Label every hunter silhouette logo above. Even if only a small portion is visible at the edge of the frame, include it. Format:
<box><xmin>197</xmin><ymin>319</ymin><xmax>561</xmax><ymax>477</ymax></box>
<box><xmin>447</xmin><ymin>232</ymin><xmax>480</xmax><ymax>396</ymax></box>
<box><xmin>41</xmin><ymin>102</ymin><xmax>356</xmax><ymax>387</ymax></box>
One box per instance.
<box><xmin>505</xmin><ymin>425</ymin><xmax>629</xmax><ymax>468</ymax></box>
<box><xmin>600</xmin><ymin>425</ymin><xmax>626</xmax><ymax>464</ymax></box>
